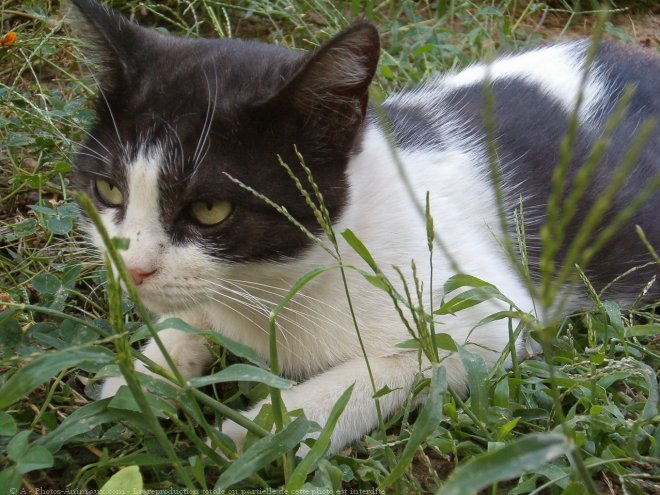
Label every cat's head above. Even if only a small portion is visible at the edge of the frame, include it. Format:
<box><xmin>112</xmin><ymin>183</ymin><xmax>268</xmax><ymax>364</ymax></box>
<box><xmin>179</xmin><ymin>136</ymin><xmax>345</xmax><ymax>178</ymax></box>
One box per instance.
<box><xmin>69</xmin><ymin>0</ymin><xmax>379</xmax><ymax>313</ymax></box>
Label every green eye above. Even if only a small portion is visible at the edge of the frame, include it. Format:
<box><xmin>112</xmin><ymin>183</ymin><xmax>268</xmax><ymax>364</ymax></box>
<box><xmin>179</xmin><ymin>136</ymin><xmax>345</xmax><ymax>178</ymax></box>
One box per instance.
<box><xmin>95</xmin><ymin>179</ymin><xmax>124</xmax><ymax>206</ymax></box>
<box><xmin>191</xmin><ymin>200</ymin><xmax>232</xmax><ymax>226</ymax></box>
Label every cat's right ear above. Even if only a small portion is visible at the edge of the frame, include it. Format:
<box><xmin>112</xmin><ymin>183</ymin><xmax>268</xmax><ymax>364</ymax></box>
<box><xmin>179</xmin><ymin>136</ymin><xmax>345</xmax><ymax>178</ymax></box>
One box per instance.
<box><xmin>66</xmin><ymin>0</ymin><xmax>152</xmax><ymax>91</ymax></box>
<box><xmin>257</xmin><ymin>22</ymin><xmax>380</xmax><ymax>148</ymax></box>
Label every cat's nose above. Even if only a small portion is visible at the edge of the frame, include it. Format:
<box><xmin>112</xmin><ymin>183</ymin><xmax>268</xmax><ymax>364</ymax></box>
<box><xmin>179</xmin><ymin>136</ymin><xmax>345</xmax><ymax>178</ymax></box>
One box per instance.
<box><xmin>128</xmin><ymin>268</ymin><xmax>157</xmax><ymax>286</ymax></box>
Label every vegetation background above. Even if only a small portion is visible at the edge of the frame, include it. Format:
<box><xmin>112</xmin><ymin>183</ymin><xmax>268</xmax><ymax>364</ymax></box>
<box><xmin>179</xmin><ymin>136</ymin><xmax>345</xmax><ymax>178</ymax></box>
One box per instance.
<box><xmin>0</xmin><ymin>0</ymin><xmax>659</xmax><ymax>493</ymax></box>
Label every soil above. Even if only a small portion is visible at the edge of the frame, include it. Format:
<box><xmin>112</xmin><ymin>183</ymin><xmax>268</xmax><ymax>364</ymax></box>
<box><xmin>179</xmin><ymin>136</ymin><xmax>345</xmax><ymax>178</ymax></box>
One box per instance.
<box><xmin>536</xmin><ymin>10</ymin><xmax>659</xmax><ymax>48</ymax></box>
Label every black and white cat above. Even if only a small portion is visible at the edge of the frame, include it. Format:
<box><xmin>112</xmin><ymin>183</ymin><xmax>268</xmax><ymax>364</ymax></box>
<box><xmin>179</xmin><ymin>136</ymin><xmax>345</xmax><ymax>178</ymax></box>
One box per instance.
<box><xmin>70</xmin><ymin>0</ymin><xmax>659</xmax><ymax>454</ymax></box>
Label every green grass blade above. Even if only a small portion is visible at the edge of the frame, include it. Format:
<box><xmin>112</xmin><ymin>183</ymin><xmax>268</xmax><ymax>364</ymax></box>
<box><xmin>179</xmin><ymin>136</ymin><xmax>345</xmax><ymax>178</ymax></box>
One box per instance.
<box><xmin>187</xmin><ymin>363</ymin><xmax>295</xmax><ymax>389</ymax></box>
<box><xmin>540</xmin><ymin>18</ymin><xmax>605</xmax><ymax>303</ymax></box>
<box><xmin>396</xmin><ymin>333</ymin><xmax>458</xmax><ymax>352</ymax></box>
<box><xmin>341</xmin><ymin>228</ymin><xmax>378</xmax><ymax>271</ymax></box>
<box><xmin>625</xmin><ymin>325</ymin><xmax>660</xmax><ymax>338</ymax></box>
<box><xmin>107</xmin><ymin>386</ymin><xmax>177</xmax><ymax>419</ymax></box>
<box><xmin>0</xmin><ymin>412</ymin><xmax>17</xmax><ymax>436</ymax></box>
<box><xmin>639</xmin><ymin>364</ymin><xmax>658</xmax><ymax>420</ymax></box>
<box><xmin>130</xmin><ymin>317</ymin><xmax>270</xmax><ymax>368</ymax></box>
<box><xmin>0</xmin><ymin>466</ymin><xmax>21</xmax><ymax>491</ymax></box>
<box><xmin>99</xmin><ymin>465</ymin><xmax>143</xmax><ymax>495</ymax></box>
<box><xmin>435</xmin><ymin>286</ymin><xmax>508</xmax><ymax>315</ymax></box>
<box><xmin>550</xmin><ymin>118</ymin><xmax>657</xmax><ymax>306</ymax></box>
<box><xmin>458</xmin><ymin>348</ymin><xmax>489</xmax><ymax>424</ymax></box>
<box><xmin>267</xmin><ymin>265</ymin><xmax>336</xmax><ymax>443</ymax></box>
<box><xmin>437</xmin><ymin>433</ymin><xmax>571</xmax><ymax>495</ymax></box>
<box><xmin>442</xmin><ymin>274</ymin><xmax>496</xmax><ymax>294</ymax></box>
<box><xmin>203</xmin><ymin>332</ymin><xmax>269</xmax><ymax>369</ymax></box>
<box><xmin>380</xmin><ymin>365</ymin><xmax>447</xmax><ymax>488</ymax></box>
<box><xmin>215</xmin><ymin>415</ymin><xmax>310</xmax><ymax>490</ymax></box>
<box><xmin>36</xmin><ymin>399</ymin><xmax>114</xmax><ymax>452</ymax></box>
<box><xmin>286</xmin><ymin>384</ymin><xmax>355</xmax><ymax>490</ymax></box>
<box><xmin>0</xmin><ymin>346</ymin><xmax>113</xmax><ymax>409</ymax></box>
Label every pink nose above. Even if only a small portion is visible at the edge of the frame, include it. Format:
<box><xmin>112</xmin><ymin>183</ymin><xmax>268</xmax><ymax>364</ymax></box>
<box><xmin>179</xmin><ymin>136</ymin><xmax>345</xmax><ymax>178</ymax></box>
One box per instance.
<box><xmin>128</xmin><ymin>268</ymin><xmax>157</xmax><ymax>286</ymax></box>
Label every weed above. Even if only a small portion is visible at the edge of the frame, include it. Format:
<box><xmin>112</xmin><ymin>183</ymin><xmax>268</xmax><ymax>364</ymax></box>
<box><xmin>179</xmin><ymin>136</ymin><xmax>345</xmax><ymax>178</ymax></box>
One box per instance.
<box><xmin>1</xmin><ymin>1</ymin><xmax>658</xmax><ymax>493</ymax></box>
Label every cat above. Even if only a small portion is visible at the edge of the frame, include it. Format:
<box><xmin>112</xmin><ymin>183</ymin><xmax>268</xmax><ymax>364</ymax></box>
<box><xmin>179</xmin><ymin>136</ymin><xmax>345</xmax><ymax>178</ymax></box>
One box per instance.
<box><xmin>70</xmin><ymin>0</ymin><xmax>659</xmax><ymax>455</ymax></box>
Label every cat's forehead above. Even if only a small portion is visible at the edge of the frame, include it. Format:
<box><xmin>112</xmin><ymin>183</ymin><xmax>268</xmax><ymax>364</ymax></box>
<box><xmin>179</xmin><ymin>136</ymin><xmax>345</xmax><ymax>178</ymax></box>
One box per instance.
<box><xmin>92</xmin><ymin>38</ymin><xmax>305</xmax><ymax>180</ymax></box>
<box><xmin>128</xmin><ymin>37</ymin><xmax>305</xmax><ymax>114</ymax></box>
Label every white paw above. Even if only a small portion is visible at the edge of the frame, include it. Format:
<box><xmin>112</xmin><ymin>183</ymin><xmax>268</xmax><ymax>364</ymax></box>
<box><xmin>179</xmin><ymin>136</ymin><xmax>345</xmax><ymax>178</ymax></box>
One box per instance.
<box><xmin>99</xmin><ymin>375</ymin><xmax>128</xmax><ymax>399</ymax></box>
<box><xmin>97</xmin><ymin>329</ymin><xmax>212</xmax><ymax>400</ymax></box>
<box><xmin>221</xmin><ymin>412</ymin><xmax>313</xmax><ymax>457</ymax></box>
<box><xmin>221</xmin><ymin>417</ymin><xmax>249</xmax><ymax>452</ymax></box>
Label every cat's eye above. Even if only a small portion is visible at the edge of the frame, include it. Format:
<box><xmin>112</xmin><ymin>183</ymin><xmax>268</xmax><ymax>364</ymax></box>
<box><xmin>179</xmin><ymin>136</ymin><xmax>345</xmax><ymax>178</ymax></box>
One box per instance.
<box><xmin>190</xmin><ymin>200</ymin><xmax>233</xmax><ymax>226</ymax></box>
<box><xmin>95</xmin><ymin>179</ymin><xmax>124</xmax><ymax>206</ymax></box>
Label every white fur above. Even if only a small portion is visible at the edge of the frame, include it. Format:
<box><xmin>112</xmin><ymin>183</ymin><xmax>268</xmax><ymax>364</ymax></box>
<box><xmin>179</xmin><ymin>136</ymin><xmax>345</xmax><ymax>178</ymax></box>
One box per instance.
<box><xmin>94</xmin><ymin>43</ymin><xmax>607</xmax><ymax>454</ymax></box>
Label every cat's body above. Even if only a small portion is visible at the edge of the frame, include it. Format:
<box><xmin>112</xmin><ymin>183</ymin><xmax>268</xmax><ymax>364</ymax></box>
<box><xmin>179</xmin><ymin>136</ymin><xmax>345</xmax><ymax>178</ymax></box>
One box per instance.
<box><xmin>71</xmin><ymin>0</ymin><xmax>659</xmax><ymax>454</ymax></box>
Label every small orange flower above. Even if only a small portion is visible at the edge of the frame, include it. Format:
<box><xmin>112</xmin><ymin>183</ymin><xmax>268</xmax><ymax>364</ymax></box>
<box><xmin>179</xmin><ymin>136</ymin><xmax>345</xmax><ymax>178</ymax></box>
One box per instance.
<box><xmin>1</xmin><ymin>31</ymin><xmax>17</xmax><ymax>46</ymax></box>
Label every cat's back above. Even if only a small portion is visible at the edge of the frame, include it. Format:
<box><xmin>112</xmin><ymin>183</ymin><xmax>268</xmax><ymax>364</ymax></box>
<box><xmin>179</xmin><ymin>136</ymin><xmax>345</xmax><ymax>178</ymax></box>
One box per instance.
<box><xmin>378</xmin><ymin>39</ymin><xmax>660</xmax><ymax>300</ymax></box>
<box><xmin>383</xmin><ymin>40</ymin><xmax>659</xmax><ymax>148</ymax></box>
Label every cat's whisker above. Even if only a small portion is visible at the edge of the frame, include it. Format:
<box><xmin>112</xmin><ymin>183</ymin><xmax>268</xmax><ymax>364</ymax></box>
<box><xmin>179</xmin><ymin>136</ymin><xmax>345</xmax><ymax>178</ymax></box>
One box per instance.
<box><xmin>59</xmin><ymin>113</ymin><xmax>115</xmax><ymax>158</ymax></box>
<box><xmin>75</xmin><ymin>150</ymin><xmax>112</xmax><ymax>166</ymax></box>
<box><xmin>201</xmin><ymin>279</ymin><xmax>312</xmax><ymax>345</ymax></box>
<box><xmin>203</xmin><ymin>278</ymin><xmax>309</xmax><ymax>322</ymax></box>
<box><xmin>205</xmin><ymin>280</ymin><xmax>272</xmax><ymax>315</ymax></box>
<box><xmin>161</xmin><ymin>120</ymin><xmax>186</xmax><ymax>177</ymax></box>
<box><xmin>88</xmin><ymin>282</ymin><xmax>108</xmax><ymax>300</ymax></box>
<box><xmin>221</xmin><ymin>282</ymin><xmax>349</xmax><ymax>326</ymax></box>
<box><xmin>203</xmin><ymin>292</ymin><xmax>296</xmax><ymax>352</ymax></box>
<box><xmin>190</xmin><ymin>66</ymin><xmax>217</xmax><ymax>175</ymax></box>
<box><xmin>225</xmin><ymin>277</ymin><xmax>354</xmax><ymax>324</ymax></box>
<box><xmin>216</xmin><ymin>283</ymin><xmax>323</xmax><ymax>342</ymax></box>
<box><xmin>200</xmin><ymin>282</ymin><xmax>308</xmax><ymax>348</ymax></box>
<box><xmin>82</xmin><ymin>64</ymin><xmax>125</xmax><ymax>159</ymax></box>
<box><xmin>220</xmin><ymin>278</ymin><xmax>353</xmax><ymax>336</ymax></box>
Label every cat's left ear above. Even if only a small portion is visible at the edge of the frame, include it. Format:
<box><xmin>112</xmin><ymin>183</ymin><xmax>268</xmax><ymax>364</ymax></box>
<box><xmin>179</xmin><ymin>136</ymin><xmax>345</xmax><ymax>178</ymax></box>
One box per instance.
<box><xmin>66</xmin><ymin>0</ymin><xmax>158</xmax><ymax>92</ymax></box>
<box><xmin>270</xmin><ymin>22</ymin><xmax>380</xmax><ymax>140</ymax></box>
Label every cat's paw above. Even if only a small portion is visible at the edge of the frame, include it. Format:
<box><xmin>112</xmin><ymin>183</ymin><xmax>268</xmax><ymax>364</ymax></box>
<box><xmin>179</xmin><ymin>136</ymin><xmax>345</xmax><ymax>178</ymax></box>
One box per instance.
<box><xmin>221</xmin><ymin>418</ymin><xmax>248</xmax><ymax>453</ymax></box>
<box><xmin>221</xmin><ymin>412</ymin><xmax>312</xmax><ymax>457</ymax></box>
<box><xmin>97</xmin><ymin>329</ymin><xmax>212</xmax><ymax>400</ymax></box>
<box><xmin>222</xmin><ymin>408</ymin><xmax>261</xmax><ymax>453</ymax></box>
<box><xmin>99</xmin><ymin>375</ymin><xmax>128</xmax><ymax>399</ymax></box>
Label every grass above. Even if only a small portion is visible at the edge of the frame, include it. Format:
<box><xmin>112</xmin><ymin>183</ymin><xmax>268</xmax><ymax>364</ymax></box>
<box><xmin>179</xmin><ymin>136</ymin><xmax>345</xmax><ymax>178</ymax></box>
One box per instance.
<box><xmin>1</xmin><ymin>0</ymin><xmax>659</xmax><ymax>493</ymax></box>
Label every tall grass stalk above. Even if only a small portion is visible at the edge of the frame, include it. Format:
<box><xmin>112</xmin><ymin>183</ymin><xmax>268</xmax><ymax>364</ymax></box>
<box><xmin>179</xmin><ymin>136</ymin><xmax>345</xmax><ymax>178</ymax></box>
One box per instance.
<box><xmin>539</xmin><ymin>11</ymin><xmax>607</xmax><ymax>310</ymax></box>
<box><xmin>102</xmin><ymin>241</ymin><xmax>196</xmax><ymax>489</ymax></box>
<box><xmin>77</xmin><ymin>194</ymin><xmax>260</xmax><ymax>432</ymax></box>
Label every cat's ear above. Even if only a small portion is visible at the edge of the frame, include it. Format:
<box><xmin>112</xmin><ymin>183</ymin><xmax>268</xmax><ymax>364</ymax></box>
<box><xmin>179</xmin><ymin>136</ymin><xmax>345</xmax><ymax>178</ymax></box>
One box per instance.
<box><xmin>66</xmin><ymin>0</ymin><xmax>155</xmax><ymax>91</ymax></box>
<box><xmin>270</xmin><ymin>22</ymin><xmax>380</xmax><ymax>140</ymax></box>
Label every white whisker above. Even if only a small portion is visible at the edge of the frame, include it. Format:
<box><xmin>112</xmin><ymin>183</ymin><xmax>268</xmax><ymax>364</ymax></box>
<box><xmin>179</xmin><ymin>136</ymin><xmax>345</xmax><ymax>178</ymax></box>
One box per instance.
<box><xmin>225</xmin><ymin>277</ymin><xmax>353</xmax><ymax>325</ymax></box>
<box><xmin>219</xmin><ymin>278</ymin><xmax>352</xmax><ymax>337</ymax></box>
<box><xmin>204</xmin><ymin>292</ymin><xmax>296</xmax><ymax>352</ymax></box>
<box><xmin>202</xmin><ymin>285</ymin><xmax>299</xmax><ymax>347</ymax></box>
<box><xmin>191</xmin><ymin>65</ymin><xmax>218</xmax><ymax>175</ymax></box>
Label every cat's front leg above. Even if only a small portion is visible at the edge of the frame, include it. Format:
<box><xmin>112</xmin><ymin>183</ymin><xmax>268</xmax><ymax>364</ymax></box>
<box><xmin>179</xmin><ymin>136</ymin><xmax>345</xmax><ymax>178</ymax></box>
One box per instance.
<box><xmin>99</xmin><ymin>325</ymin><xmax>213</xmax><ymax>399</ymax></box>
<box><xmin>221</xmin><ymin>352</ymin><xmax>461</xmax><ymax>454</ymax></box>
